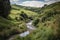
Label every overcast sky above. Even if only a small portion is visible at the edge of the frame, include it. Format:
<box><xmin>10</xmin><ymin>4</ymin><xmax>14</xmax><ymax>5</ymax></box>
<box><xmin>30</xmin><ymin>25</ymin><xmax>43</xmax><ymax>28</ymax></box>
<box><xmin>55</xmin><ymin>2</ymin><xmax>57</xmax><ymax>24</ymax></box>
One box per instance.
<box><xmin>10</xmin><ymin>0</ymin><xmax>60</xmax><ymax>7</ymax></box>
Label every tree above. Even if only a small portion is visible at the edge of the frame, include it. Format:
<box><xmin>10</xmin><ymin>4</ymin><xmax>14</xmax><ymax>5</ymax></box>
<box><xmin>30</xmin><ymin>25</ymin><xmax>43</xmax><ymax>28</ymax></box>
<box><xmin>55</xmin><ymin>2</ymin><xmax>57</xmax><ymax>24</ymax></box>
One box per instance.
<box><xmin>0</xmin><ymin>0</ymin><xmax>11</xmax><ymax>18</ymax></box>
<box><xmin>20</xmin><ymin>11</ymin><xmax>28</xmax><ymax>20</ymax></box>
<box><xmin>33</xmin><ymin>18</ymin><xmax>40</xmax><ymax>26</ymax></box>
<box><xmin>44</xmin><ymin>4</ymin><xmax>47</xmax><ymax>7</ymax></box>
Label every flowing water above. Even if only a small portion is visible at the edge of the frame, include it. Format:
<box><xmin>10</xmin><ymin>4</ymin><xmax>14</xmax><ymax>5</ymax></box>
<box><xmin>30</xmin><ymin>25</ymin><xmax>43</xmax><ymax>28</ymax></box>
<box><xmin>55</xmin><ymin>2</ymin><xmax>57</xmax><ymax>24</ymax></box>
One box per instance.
<box><xmin>8</xmin><ymin>21</ymin><xmax>36</xmax><ymax>40</ymax></box>
<box><xmin>20</xmin><ymin>21</ymin><xmax>36</xmax><ymax>37</ymax></box>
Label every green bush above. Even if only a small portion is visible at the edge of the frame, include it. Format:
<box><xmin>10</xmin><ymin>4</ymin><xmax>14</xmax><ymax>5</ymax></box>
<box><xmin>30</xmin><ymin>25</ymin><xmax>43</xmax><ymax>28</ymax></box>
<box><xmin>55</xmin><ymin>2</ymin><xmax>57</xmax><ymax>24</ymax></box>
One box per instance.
<box><xmin>33</xmin><ymin>18</ymin><xmax>40</xmax><ymax>26</ymax></box>
<box><xmin>20</xmin><ymin>11</ymin><xmax>28</xmax><ymax>20</ymax></box>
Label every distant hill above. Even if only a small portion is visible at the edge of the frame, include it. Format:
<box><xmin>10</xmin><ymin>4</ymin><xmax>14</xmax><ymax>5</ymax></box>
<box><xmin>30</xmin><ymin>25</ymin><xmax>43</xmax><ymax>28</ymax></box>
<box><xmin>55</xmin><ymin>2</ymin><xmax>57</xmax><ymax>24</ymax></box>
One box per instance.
<box><xmin>11</xmin><ymin>2</ymin><xmax>60</xmax><ymax>14</ymax></box>
<box><xmin>11</xmin><ymin>4</ymin><xmax>41</xmax><ymax>13</ymax></box>
<box><xmin>10</xmin><ymin>4</ymin><xmax>38</xmax><ymax>20</ymax></box>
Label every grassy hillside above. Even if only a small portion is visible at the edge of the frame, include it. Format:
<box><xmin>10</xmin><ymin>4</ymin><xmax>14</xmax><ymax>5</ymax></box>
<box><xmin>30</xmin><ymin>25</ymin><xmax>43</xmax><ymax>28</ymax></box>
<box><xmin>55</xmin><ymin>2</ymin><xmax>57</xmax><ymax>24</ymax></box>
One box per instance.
<box><xmin>0</xmin><ymin>1</ymin><xmax>60</xmax><ymax>40</ymax></box>
<box><xmin>30</xmin><ymin>2</ymin><xmax>60</xmax><ymax>40</ymax></box>
<box><xmin>11</xmin><ymin>4</ymin><xmax>41</xmax><ymax>13</ymax></box>
<box><xmin>10</xmin><ymin>4</ymin><xmax>38</xmax><ymax>21</ymax></box>
<box><xmin>13</xmin><ymin>2</ymin><xmax>60</xmax><ymax>40</ymax></box>
<box><xmin>0</xmin><ymin>16</ymin><xmax>27</xmax><ymax>40</ymax></box>
<box><xmin>0</xmin><ymin>4</ymin><xmax>38</xmax><ymax>40</ymax></box>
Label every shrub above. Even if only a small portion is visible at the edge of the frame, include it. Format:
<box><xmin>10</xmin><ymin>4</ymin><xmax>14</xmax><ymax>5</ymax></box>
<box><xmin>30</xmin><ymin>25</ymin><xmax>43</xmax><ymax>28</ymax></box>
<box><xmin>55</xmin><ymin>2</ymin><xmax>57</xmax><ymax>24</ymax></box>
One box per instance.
<box><xmin>33</xmin><ymin>18</ymin><xmax>40</xmax><ymax>26</ymax></box>
<box><xmin>20</xmin><ymin>11</ymin><xmax>28</xmax><ymax>20</ymax></box>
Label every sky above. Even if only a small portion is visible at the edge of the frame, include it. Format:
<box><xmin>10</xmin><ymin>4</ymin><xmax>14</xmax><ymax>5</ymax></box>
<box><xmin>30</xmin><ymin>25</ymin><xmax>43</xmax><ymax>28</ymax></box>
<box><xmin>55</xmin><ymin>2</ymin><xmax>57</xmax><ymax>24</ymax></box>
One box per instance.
<box><xmin>10</xmin><ymin>0</ymin><xmax>60</xmax><ymax>7</ymax></box>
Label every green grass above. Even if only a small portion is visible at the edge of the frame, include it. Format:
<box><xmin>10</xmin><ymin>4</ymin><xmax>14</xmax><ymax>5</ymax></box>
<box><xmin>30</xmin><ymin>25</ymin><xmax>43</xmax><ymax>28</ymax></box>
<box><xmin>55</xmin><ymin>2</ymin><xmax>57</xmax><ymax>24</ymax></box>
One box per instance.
<box><xmin>10</xmin><ymin>5</ymin><xmax>38</xmax><ymax>20</ymax></box>
<box><xmin>30</xmin><ymin>2</ymin><xmax>60</xmax><ymax>40</ymax></box>
<box><xmin>0</xmin><ymin>2</ymin><xmax>60</xmax><ymax>40</ymax></box>
<box><xmin>12</xmin><ymin>2</ymin><xmax>60</xmax><ymax>40</ymax></box>
<box><xmin>0</xmin><ymin>16</ymin><xmax>27</xmax><ymax>40</ymax></box>
<box><xmin>0</xmin><ymin>3</ymin><xmax>39</xmax><ymax>40</ymax></box>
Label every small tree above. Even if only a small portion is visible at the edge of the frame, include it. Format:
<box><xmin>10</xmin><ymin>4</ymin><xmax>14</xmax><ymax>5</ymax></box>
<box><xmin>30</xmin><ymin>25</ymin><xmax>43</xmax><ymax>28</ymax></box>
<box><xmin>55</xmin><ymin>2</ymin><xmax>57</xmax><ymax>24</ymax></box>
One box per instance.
<box><xmin>33</xmin><ymin>18</ymin><xmax>40</xmax><ymax>26</ymax></box>
<box><xmin>20</xmin><ymin>11</ymin><xmax>28</xmax><ymax>20</ymax></box>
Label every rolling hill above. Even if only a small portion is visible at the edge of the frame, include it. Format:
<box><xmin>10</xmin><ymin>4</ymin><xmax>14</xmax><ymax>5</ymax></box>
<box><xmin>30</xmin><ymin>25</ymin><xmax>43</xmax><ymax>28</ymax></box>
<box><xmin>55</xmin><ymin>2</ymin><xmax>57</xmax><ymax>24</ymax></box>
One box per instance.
<box><xmin>0</xmin><ymin>1</ymin><xmax>60</xmax><ymax>40</ymax></box>
<box><xmin>12</xmin><ymin>2</ymin><xmax>60</xmax><ymax>40</ymax></box>
<box><xmin>0</xmin><ymin>3</ymin><xmax>38</xmax><ymax>40</ymax></box>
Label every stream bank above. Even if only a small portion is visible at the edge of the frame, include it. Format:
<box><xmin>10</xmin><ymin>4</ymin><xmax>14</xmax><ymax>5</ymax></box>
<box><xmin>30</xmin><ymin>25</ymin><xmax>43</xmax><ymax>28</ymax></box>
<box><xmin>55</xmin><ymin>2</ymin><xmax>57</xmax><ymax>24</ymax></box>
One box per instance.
<box><xmin>8</xmin><ymin>21</ymin><xmax>36</xmax><ymax>40</ymax></box>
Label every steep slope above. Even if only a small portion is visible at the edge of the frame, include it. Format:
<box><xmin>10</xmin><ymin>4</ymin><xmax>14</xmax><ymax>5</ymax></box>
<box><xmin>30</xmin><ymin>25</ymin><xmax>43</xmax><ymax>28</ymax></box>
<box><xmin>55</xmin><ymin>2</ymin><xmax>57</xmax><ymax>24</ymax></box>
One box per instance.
<box><xmin>31</xmin><ymin>2</ymin><xmax>60</xmax><ymax>40</ymax></box>
<box><xmin>12</xmin><ymin>2</ymin><xmax>60</xmax><ymax>40</ymax></box>
<box><xmin>0</xmin><ymin>16</ymin><xmax>27</xmax><ymax>40</ymax></box>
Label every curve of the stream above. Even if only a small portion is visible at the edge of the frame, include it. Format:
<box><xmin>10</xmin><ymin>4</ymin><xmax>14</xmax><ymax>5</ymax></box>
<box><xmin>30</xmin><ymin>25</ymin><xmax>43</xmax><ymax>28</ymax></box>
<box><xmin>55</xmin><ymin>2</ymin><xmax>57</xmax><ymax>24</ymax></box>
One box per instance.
<box><xmin>20</xmin><ymin>21</ymin><xmax>36</xmax><ymax>37</ymax></box>
<box><xmin>8</xmin><ymin>21</ymin><xmax>36</xmax><ymax>40</ymax></box>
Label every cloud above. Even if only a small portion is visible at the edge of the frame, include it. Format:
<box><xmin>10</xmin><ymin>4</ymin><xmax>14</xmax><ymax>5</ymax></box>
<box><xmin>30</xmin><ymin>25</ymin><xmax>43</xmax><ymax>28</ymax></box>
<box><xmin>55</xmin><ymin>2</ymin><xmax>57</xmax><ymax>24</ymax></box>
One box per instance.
<box><xmin>10</xmin><ymin>0</ymin><xmax>44</xmax><ymax>4</ymax></box>
<box><xmin>19</xmin><ymin>1</ymin><xmax>45</xmax><ymax>7</ymax></box>
<box><xmin>18</xmin><ymin>0</ymin><xmax>58</xmax><ymax>7</ymax></box>
<box><xmin>10</xmin><ymin>0</ymin><xmax>20</xmax><ymax>4</ymax></box>
<box><xmin>44</xmin><ymin>0</ymin><xmax>60</xmax><ymax>5</ymax></box>
<box><xmin>10</xmin><ymin>0</ymin><xmax>60</xmax><ymax>7</ymax></box>
<box><xmin>10</xmin><ymin>0</ymin><xmax>19</xmax><ymax>2</ymax></box>
<box><xmin>44</xmin><ymin>0</ymin><xmax>50</xmax><ymax>1</ymax></box>
<box><xmin>44</xmin><ymin>0</ymin><xmax>60</xmax><ymax>2</ymax></box>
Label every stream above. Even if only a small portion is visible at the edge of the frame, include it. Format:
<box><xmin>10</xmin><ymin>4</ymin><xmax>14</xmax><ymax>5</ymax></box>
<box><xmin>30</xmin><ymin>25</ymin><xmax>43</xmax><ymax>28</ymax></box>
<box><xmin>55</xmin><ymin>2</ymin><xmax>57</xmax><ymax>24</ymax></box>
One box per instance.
<box><xmin>8</xmin><ymin>21</ymin><xmax>36</xmax><ymax>40</ymax></box>
<box><xmin>20</xmin><ymin>21</ymin><xmax>36</xmax><ymax>37</ymax></box>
